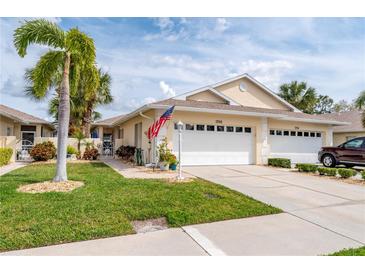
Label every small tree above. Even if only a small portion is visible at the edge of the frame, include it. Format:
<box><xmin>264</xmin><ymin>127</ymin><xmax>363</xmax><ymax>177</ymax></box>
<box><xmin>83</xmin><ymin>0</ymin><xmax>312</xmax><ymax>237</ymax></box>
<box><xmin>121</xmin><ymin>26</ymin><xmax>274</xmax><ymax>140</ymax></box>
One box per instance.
<box><xmin>72</xmin><ymin>129</ymin><xmax>86</xmax><ymax>153</ymax></box>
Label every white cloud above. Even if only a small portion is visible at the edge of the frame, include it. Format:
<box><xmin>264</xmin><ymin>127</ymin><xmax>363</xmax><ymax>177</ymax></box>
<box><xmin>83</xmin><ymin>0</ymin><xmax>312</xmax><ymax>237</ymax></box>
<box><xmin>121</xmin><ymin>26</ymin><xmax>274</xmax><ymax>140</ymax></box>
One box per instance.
<box><xmin>144</xmin><ymin>18</ymin><xmax>188</xmax><ymax>42</ymax></box>
<box><xmin>159</xmin><ymin>81</ymin><xmax>176</xmax><ymax>97</ymax></box>
<box><xmin>215</xmin><ymin>18</ymin><xmax>229</xmax><ymax>33</ymax></box>
<box><xmin>238</xmin><ymin>60</ymin><xmax>294</xmax><ymax>89</ymax></box>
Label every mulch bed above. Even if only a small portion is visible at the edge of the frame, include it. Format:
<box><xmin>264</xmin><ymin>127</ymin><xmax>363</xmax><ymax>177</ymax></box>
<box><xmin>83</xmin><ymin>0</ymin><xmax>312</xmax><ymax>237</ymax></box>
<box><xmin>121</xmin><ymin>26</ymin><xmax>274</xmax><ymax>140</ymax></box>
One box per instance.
<box><xmin>17</xmin><ymin>181</ymin><xmax>84</xmax><ymax>193</ymax></box>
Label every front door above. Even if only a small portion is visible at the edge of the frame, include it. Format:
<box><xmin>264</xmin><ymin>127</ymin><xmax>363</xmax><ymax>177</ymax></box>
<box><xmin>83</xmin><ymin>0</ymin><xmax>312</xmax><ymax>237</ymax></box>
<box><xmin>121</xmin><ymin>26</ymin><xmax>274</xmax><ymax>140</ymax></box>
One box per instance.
<box><xmin>103</xmin><ymin>133</ymin><xmax>113</xmax><ymax>156</ymax></box>
<box><xmin>337</xmin><ymin>137</ymin><xmax>365</xmax><ymax>163</ymax></box>
<box><xmin>21</xmin><ymin>131</ymin><xmax>35</xmax><ymax>151</ymax></box>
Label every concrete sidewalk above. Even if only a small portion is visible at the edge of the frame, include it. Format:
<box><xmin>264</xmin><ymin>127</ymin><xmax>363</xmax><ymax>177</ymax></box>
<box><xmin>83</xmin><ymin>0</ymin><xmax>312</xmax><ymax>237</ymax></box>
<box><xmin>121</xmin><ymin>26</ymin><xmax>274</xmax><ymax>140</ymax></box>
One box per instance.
<box><xmin>0</xmin><ymin>162</ymin><xmax>29</xmax><ymax>176</ymax></box>
<box><xmin>2</xmin><ymin>212</ymin><xmax>361</xmax><ymax>256</ymax></box>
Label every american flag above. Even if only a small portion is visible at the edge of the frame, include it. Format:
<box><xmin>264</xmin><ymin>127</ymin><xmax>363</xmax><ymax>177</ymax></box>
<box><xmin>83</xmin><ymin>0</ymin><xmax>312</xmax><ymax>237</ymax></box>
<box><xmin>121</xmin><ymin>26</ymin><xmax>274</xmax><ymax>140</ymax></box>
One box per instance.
<box><xmin>147</xmin><ymin>106</ymin><xmax>175</xmax><ymax>140</ymax></box>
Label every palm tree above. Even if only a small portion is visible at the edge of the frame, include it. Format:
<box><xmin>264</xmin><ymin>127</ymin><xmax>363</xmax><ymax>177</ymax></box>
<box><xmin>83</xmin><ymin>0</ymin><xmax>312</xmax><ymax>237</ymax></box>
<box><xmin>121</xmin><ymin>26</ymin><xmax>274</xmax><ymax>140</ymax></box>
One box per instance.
<box><xmin>14</xmin><ymin>19</ymin><xmax>97</xmax><ymax>182</ymax></box>
<box><xmin>82</xmin><ymin>69</ymin><xmax>113</xmax><ymax>137</ymax></box>
<box><xmin>278</xmin><ymin>81</ymin><xmax>318</xmax><ymax>114</ymax></box>
<box><xmin>354</xmin><ymin>90</ymin><xmax>365</xmax><ymax>110</ymax></box>
<box><xmin>48</xmin><ymin>68</ymin><xmax>112</xmax><ymax>137</ymax></box>
<box><xmin>72</xmin><ymin>129</ymin><xmax>86</xmax><ymax>153</ymax></box>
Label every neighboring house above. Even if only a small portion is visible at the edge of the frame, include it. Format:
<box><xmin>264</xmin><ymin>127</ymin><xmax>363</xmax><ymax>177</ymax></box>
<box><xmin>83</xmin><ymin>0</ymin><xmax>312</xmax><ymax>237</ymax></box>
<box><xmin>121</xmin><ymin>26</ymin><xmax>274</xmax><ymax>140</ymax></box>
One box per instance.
<box><xmin>0</xmin><ymin>104</ymin><xmax>54</xmax><ymax>161</ymax></box>
<box><xmin>319</xmin><ymin>110</ymin><xmax>365</xmax><ymax>146</ymax></box>
<box><xmin>93</xmin><ymin>73</ymin><xmax>347</xmax><ymax>165</ymax></box>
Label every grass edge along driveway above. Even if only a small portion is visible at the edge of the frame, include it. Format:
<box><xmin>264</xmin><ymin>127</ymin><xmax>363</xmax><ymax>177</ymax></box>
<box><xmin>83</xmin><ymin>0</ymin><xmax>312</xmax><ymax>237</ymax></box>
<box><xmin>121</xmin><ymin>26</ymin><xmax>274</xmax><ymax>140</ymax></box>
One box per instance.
<box><xmin>0</xmin><ymin>162</ymin><xmax>281</xmax><ymax>252</ymax></box>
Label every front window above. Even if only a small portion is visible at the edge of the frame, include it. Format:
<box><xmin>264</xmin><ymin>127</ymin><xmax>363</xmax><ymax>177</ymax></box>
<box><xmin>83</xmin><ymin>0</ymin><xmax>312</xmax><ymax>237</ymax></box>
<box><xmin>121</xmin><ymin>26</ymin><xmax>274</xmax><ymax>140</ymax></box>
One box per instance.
<box><xmin>235</xmin><ymin>127</ymin><xmax>243</xmax><ymax>133</ymax></box>
<box><xmin>196</xmin><ymin>124</ymin><xmax>205</xmax><ymax>131</ymax></box>
<box><xmin>217</xmin><ymin>126</ymin><xmax>224</xmax><ymax>132</ymax></box>
<box><xmin>207</xmin><ymin>125</ymin><xmax>215</xmax><ymax>131</ymax></box>
<box><xmin>185</xmin><ymin>124</ymin><xmax>194</xmax><ymax>130</ymax></box>
<box><xmin>344</xmin><ymin>138</ymin><xmax>364</xmax><ymax>149</ymax></box>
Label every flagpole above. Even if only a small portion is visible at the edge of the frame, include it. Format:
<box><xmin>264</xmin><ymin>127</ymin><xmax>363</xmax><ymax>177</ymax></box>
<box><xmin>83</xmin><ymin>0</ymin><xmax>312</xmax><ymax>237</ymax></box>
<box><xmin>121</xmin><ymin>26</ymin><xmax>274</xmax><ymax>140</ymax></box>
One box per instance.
<box><xmin>177</xmin><ymin>121</ymin><xmax>184</xmax><ymax>180</ymax></box>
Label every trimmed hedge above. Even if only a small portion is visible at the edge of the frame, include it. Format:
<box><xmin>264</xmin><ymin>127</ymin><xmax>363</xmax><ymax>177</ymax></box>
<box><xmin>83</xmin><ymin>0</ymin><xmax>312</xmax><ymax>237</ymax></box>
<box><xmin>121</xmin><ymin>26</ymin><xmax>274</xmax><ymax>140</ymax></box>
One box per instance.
<box><xmin>337</xmin><ymin>168</ymin><xmax>357</xmax><ymax>179</ymax></box>
<box><xmin>268</xmin><ymin>158</ymin><xmax>291</xmax><ymax>168</ymax></box>
<box><xmin>317</xmin><ymin>167</ymin><xmax>337</xmax><ymax>176</ymax></box>
<box><xmin>0</xmin><ymin>147</ymin><xmax>13</xmax><ymax>166</ymax></box>
<box><xmin>296</xmin><ymin>163</ymin><xmax>318</xmax><ymax>173</ymax></box>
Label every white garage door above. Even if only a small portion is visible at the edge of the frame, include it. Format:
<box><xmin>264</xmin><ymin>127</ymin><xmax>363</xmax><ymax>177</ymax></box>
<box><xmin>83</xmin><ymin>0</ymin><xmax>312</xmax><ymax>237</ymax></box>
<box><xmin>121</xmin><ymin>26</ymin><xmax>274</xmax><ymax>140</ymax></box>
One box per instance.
<box><xmin>269</xmin><ymin>129</ymin><xmax>323</xmax><ymax>163</ymax></box>
<box><xmin>173</xmin><ymin>124</ymin><xmax>254</xmax><ymax>166</ymax></box>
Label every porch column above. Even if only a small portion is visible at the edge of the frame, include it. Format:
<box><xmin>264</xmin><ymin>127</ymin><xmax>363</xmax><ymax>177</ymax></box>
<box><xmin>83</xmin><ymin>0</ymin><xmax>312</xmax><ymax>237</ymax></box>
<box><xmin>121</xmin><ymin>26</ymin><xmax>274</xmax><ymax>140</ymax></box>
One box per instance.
<box><xmin>326</xmin><ymin>127</ymin><xmax>333</xmax><ymax>146</ymax></box>
<box><xmin>98</xmin><ymin>126</ymin><xmax>103</xmax><ymax>139</ymax></box>
<box><xmin>260</xmin><ymin>117</ymin><xmax>270</xmax><ymax>165</ymax></box>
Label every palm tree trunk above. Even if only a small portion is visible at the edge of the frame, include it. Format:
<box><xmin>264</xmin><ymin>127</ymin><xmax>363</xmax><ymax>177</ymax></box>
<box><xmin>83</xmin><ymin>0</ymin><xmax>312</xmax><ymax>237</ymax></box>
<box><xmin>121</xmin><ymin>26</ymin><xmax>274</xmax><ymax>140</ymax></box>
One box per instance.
<box><xmin>83</xmin><ymin>108</ymin><xmax>92</xmax><ymax>138</ymax></box>
<box><xmin>53</xmin><ymin>52</ymin><xmax>71</xmax><ymax>182</ymax></box>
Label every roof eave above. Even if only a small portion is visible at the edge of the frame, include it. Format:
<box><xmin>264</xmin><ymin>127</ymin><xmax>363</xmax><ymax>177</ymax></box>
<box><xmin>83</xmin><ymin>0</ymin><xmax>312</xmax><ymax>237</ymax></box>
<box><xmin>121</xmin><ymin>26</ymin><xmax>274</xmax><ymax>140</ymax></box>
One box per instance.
<box><xmin>277</xmin><ymin>117</ymin><xmax>351</xmax><ymax>125</ymax></box>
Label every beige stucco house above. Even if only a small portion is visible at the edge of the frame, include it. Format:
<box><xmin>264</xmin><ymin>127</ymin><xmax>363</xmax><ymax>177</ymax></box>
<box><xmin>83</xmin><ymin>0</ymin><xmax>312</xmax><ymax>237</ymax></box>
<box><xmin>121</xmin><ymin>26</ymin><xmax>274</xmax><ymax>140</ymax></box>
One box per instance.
<box><xmin>319</xmin><ymin>110</ymin><xmax>364</xmax><ymax>146</ymax></box>
<box><xmin>93</xmin><ymin>74</ymin><xmax>347</xmax><ymax>165</ymax></box>
<box><xmin>0</xmin><ymin>104</ymin><xmax>54</xmax><ymax>161</ymax></box>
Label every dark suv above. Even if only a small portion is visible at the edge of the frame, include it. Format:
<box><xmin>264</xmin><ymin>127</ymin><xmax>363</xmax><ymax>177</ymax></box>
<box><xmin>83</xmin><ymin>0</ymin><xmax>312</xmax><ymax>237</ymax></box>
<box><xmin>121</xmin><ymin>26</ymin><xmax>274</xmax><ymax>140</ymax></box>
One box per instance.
<box><xmin>318</xmin><ymin>137</ymin><xmax>365</xmax><ymax>168</ymax></box>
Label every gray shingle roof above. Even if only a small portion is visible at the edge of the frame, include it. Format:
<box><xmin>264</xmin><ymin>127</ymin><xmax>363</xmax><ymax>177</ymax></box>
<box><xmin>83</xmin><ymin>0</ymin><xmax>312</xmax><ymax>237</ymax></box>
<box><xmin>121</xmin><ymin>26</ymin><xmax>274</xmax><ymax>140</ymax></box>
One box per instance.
<box><xmin>0</xmin><ymin>104</ymin><xmax>51</xmax><ymax>125</ymax></box>
<box><xmin>318</xmin><ymin>110</ymin><xmax>364</xmax><ymax>132</ymax></box>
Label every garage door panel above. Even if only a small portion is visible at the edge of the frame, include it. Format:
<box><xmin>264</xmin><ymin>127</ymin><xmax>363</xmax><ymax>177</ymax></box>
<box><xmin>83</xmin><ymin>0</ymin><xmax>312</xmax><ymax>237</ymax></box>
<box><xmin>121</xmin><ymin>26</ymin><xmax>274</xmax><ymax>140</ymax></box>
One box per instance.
<box><xmin>269</xmin><ymin>133</ymin><xmax>322</xmax><ymax>164</ymax></box>
<box><xmin>173</xmin><ymin>129</ymin><xmax>254</xmax><ymax>165</ymax></box>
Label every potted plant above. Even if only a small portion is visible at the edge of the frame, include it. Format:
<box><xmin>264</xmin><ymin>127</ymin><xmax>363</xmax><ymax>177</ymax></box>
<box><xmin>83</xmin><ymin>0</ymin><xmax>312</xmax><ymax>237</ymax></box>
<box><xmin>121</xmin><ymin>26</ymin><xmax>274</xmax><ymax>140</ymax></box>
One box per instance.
<box><xmin>169</xmin><ymin>154</ymin><xmax>178</xmax><ymax>171</ymax></box>
<box><xmin>158</xmin><ymin>138</ymin><xmax>171</xmax><ymax>171</ymax></box>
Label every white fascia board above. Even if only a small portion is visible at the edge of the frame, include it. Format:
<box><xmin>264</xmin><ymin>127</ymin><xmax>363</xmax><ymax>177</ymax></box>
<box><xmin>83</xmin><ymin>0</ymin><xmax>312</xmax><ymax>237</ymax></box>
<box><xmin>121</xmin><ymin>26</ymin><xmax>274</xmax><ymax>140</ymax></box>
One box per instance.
<box><xmin>333</xmin><ymin>129</ymin><xmax>365</xmax><ymax>133</ymax></box>
<box><xmin>277</xmin><ymin>117</ymin><xmax>350</xmax><ymax>126</ymax></box>
<box><xmin>150</xmin><ymin>104</ymin><xmax>286</xmax><ymax>118</ymax></box>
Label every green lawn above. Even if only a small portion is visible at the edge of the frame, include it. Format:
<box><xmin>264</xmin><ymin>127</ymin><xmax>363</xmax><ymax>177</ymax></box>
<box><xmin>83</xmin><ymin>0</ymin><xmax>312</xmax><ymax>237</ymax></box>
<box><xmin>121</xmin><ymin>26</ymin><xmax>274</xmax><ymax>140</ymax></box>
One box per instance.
<box><xmin>328</xmin><ymin>246</ymin><xmax>365</xmax><ymax>256</ymax></box>
<box><xmin>0</xmin><ymin>162</ymin><xmax>281</xmax><ymax>252</ymax></box>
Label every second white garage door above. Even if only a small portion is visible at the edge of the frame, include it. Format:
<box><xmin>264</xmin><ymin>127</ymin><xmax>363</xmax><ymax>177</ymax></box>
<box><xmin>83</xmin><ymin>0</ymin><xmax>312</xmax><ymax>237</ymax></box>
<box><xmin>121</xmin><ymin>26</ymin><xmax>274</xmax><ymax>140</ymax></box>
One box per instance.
<box><xmin>173</xmin><ymin>124</ymin><xmax>254</xmax><ymax>166</ymax></box>
<box><xmin>269</xmin><ymin>129</ymin><xmax>323</xmax><ymax>163</ymax></box>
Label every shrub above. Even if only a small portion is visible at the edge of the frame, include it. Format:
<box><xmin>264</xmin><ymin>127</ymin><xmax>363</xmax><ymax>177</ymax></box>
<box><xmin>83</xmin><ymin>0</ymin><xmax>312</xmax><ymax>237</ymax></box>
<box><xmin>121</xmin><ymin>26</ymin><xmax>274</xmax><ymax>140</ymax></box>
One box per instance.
<box><xmin>0</xmin><ymin>148</ymin><xmax>13</xmax><ymax>166</ymax></box>
<box><xmin>337</xmin><ymin>168</ymin><xmax>357</xmax><ymax>179</ymax></box>
<box><xmin>115</xmin><ymin>145</ymin><xmax>136</xmax><ymax>161</ymax></box>
<box><xmin>362</xmin><ymin>171</ymin><xmax>365</xmax><ymax>180</ymax></box>
<box><xmin>268</xmin><ymin>158</ymin><xmax>291</xmax><ymax>168</ymax></box>
<box><xmin>158</xmin><ymin>137</ymin><xmax>173</xmax><ymax>163</ymax></box>
<box><xmin>82</xmin><ymin>147</ymin><xmax>99</xmax><ymax>160</ymax></box>
<box><xmin>67</xmin><ymin>145</ymin><xmax>78</xmax><ymax>155</ymax></box>
<box><xmin>168</xmin><ymin>153</ymin><xmax>178</xmax><ymax>165</ymax></box>
<box><xmin>317</xmin><ymin>167</ymin><xmax>337</xmax><ymax>176</ymax></box>
<box><xmin>296</xmin><ymin>163</ymin><xmax>318</xmax><ymax>173</ymax></box>
<box><xmin>30</xmin><ymin>141</ymin><xmax>56</xmax><ymax>161</ymax></box>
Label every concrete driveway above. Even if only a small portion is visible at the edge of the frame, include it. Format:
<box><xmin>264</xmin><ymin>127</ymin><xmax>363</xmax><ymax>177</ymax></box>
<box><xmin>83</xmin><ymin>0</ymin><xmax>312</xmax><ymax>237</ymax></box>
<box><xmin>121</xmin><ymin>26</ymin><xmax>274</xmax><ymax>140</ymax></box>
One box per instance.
<box><xmin>182</xmin><ymin>165</ymin><xmax>365</xmax><ymax>255</ymax></box>
<box><xmin>2</xmin><ymin>165</ymin><xmax>364</xmax><ymax>256</ymax></box>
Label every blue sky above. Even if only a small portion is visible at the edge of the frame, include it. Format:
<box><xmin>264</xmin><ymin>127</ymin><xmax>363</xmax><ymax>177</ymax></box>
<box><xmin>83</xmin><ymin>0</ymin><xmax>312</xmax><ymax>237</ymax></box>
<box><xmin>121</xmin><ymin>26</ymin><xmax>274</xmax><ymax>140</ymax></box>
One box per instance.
<box><xmin>0</xmin><ymin>17</ymin><xmax>364</xmax><ymax>121</ymax></box>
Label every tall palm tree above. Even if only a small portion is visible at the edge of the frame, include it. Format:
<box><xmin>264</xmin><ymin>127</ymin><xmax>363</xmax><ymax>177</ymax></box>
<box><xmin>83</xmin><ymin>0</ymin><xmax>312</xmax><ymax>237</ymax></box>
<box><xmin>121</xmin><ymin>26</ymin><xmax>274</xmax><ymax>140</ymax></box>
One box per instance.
<box><xmin>14</xmin><ymin>19</ymin><xmax>97</xmax><ymax>182</ymax></box>
<box><xmin>354</xmin><ymin>90</ymin><xmax>365</xmax><ymax>110</ymax></box>
<box><xmin>278</xmin><ymin>81</ymin><xmax>318</xmax><ymax>114</ymax></box>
